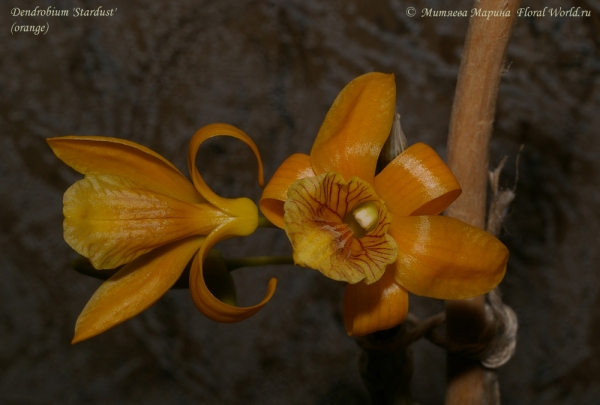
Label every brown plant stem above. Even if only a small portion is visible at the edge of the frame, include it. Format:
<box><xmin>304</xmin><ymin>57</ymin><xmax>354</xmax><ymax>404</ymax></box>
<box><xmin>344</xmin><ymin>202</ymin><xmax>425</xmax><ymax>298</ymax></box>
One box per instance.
<box><xmin>356</xmin><ymin>326</ymin><xmax>416</xmax><ymax>405</ymax></box>
<box><xmin>444</xmin><ymin>1</ymin><xmax>520</xmax><ymax>404</ymax></box>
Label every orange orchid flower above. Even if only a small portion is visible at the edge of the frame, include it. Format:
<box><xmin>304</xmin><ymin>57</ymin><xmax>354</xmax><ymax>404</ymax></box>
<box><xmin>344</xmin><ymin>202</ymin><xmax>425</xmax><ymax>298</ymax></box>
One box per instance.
<box><xmin>48</xmin><ymin>124</ymin><xmax>276</xmax><ymax>343</ymax></box>
<box><xmin>260</xmin><ymin>73</ymin><xmax>508</xmax><ymax>336</ymax></box>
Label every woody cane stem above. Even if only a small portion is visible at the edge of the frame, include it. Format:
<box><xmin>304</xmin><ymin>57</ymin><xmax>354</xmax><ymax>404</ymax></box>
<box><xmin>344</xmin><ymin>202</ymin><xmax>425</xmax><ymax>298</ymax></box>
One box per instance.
<box><xmin>444</xmin><ymin>1</ymin><xmax>520</xmax><ymax>404</ymax></box>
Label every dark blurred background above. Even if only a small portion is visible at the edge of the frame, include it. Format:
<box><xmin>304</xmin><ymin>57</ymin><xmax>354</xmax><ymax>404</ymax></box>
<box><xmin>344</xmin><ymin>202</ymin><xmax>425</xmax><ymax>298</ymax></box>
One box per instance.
<box><xmin>1</xmin><ymin>0</ymin><xmax>599</xmax><ymax>404</ymax></box>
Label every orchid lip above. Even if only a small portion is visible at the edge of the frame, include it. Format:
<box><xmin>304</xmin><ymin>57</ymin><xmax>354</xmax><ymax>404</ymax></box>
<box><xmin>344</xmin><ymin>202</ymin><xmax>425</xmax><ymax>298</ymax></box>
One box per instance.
<box><xmin>284</xmin><ymin>172</ymin><xmax>398</xmax><ymax>285</ymax></box>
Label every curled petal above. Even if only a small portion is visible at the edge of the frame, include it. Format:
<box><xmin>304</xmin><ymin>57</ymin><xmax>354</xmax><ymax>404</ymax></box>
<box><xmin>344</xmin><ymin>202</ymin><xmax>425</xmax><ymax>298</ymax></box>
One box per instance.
<box><xmin>374</xmin><ymin>143</ymin><xmax>462</xmax><ymax>217</ymax></box>
<box><xmin>284</xmin><ymin>172</ymin><xmax>397</xmax><ymax>285</ymax></box>
<box><xmin>47</xmin><ymin>136</ymin><xmax>202</xmax><ymax>204</ymax></box>
<box><xmin>188</xmin><ymin>123</ymin><xmax>264</xmax><ymax>216</ymax></box>
<box><xmin>189</xmin><ymin>220</ymin><xmax>277</xmax><ymax>323</ymax></box>
<box><xmin>64</xmin><ymin>174</ymin><xmax>228</xmax><ymax>269</ymax></box>
<box><xmin>343</xmin><ymin>268</ymin><xmax>409</xmax><ymax>336</ymax></box>
<box><xmin>259</xmin><ymin>153</ymin><xmax>314</xmax><ymax>228</ymax></box>
<box><xmin>310</xmin><ymin>73</ymin><xmax>396</xmax><ymax>183</ymax></box>
<box><xmin>72</xmin><ymin>236</ymin><xmax>205</xmax><ymax>344</ymax></box>
<box><xmin>389</xmin><ymin>216</ymin><xmax>508</xmax><ymax>299</ymax></box>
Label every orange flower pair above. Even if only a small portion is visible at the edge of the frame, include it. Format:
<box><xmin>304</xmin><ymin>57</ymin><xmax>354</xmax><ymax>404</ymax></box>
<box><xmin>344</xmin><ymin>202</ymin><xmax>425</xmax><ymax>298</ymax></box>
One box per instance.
<box><xmin>49</xmin><ymin>72</ymin><xmax>507</xmax><ymax>341</ymax></box>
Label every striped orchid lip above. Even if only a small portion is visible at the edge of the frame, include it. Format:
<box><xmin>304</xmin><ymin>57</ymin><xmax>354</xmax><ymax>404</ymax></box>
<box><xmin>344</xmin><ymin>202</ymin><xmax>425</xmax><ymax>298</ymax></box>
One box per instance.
<box><xmin>284</xmin><ymin>172</ymin><xmax>397</xmax><ymax>285</ymax></box>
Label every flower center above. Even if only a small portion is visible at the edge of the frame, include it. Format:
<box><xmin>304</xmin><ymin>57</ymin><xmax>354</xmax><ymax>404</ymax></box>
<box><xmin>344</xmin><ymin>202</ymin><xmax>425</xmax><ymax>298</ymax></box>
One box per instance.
<box><xmin>343</xmin><ymin>201</ymin><xmax>379</xmax><ymax>239</ymax></box>
<box><xmin>283</xmin><ymin>172</ymin><xmax>398</xmax><ymax>285</ymax></box>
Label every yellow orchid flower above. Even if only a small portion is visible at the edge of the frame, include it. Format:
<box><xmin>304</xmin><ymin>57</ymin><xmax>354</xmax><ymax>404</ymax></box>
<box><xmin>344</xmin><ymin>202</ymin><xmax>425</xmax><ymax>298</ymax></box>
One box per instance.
<box><xmin>48</xmin><ymin>124</ymin><xmax>276</xmax><ymax>343</ymax></box>
<box><xmin>260</xmin><ymin>73</ymin><xmax>508</xmax><ymax>336</ymax></box>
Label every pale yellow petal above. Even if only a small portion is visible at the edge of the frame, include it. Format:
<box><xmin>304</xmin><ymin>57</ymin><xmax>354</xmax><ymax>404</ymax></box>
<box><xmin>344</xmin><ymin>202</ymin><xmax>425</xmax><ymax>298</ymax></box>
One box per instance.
<box><xmin>259</xmin><ymin>153</ymin><xmax>315</xmax><ymax>228</ymax></box>
<box><xmin>310</xmin><ymin>73</ymin><xmax>396</xmax><ymax>183</ymax></box>
<box><xmin>47</xmin><ymin>136</ymin><xmax>202</xmax><ymax>204</ymax></box>
<box><xmin>72</xmin><ymin>236</ymin><xmax>204</xmax><ymax>343</ymax></box>
<box><xmin>374</xmin><ymin>142</ymin><xmax>461</xmax><ymax>216</ymax></box>
<box><xmin>389</xmin><ymin>216</ymin><xmax>508</xmax><ymax>299</ymax></box>
<box><xmin>284</xmin><ymin>172</ymin><xmax>397</xmax><ymax>284</ymax></box>
<box><xmin>64</xmin><ymin>174</ymin><xmax>228</xmax><ymax>269</ymax></box>
<box><xmin>343</xmin><ymin>268</ymin><xmax>409</xmax><ymax>336</ymax></box>
<box><xmin>189</xmin><ymin>220</ymin><xmax>277</xmax><ymax>322</ymax></box>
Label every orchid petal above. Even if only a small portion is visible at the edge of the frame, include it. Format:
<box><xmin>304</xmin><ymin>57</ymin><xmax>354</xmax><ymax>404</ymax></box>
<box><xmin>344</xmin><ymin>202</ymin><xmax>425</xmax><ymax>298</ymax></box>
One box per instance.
<box><xmin>374</xmin><ymin>143</ymin><xmax>462</xmax><ymax>217</ymax></box>
<box><xmin>72</xmin><ymin>236</ymin><xmax>204</xmax><ymax>343</ymax></box>
<box><xmin>259</xmin><ymin>153</ymin><xmax>314</xmax><ymax>228</ymax></box>
<box><xmin>188</xmin><ymin>123</ymin><xmax>264</xmax><ymax>216</ymax></box>
<box><xmin>389</xmin><ymin>216</ymin><xmax>508</xmax><ymax>299</ymax></box>
<box><xmin>64</xmin><ymin>174</ymin><xmax>228</xmax><ymax>269</ymax></box>
<box><xmin>310</xmin><ymin>73</ymin><xmax>396</xmax><ymax>182</ymax></box>
<box><xmin>189</xmin><ymin>220</ymin><xmax>277</xmax><ymax>323</ymax></box>
<box><xmin>343</xmin><ymin>268</ymin><xmax>409</xmax><ymax>336</ymax></box>
<box><xmin>47</xmin><ymin>136</ymin><xmax>202</xmax><ymax>204</ymax></box>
